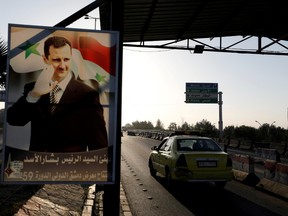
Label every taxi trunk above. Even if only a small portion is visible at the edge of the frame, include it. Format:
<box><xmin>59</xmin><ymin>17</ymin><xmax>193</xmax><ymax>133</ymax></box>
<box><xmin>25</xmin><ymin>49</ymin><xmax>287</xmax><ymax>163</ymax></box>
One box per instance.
<box><xmin>173</xmin><ymin>152</ymin><xmax>233</xmax><ymax>182</ymax></box>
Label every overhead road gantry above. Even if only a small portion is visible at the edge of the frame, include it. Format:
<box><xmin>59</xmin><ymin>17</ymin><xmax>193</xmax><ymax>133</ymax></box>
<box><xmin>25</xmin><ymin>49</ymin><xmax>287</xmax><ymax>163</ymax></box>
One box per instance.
<box><xmin>100</xmin><ymin>0</ymin><xmax>288</xmax><ymax>55</ymax></box>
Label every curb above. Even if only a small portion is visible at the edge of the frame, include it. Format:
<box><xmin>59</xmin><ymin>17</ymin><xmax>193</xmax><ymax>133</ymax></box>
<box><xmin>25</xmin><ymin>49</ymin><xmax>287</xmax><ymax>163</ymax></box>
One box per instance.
<box><xmin>94</xmin><ymin>182</ymin><xmax>132</xmax><ymax>216</ymax></box>
<box><xmin>120</xmin><ymin>182</ymin><xmax>132</xmax><ymax>216</ymax></box>
<box><xmin>82</xmin><ymin>184</ymin><xmax>96</xmax><ymax>216</ymax></box>
<box><xmin>256</xmin><ymin>178</ymin><xmax>288</xmax><ymax>200</ymax></box>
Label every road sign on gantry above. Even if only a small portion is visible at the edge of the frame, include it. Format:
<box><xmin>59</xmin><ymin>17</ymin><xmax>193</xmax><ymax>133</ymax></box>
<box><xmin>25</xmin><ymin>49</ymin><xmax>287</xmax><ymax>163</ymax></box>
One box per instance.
<box><xmin>185</xmin><ymin>83</ymin><xmax>218</xmax><ymax>103</ymax></box>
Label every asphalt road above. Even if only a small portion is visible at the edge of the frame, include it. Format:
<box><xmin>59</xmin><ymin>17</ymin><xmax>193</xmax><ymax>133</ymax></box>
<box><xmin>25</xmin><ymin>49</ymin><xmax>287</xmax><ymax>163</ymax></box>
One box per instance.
<box><xmin>121</xmin><ymin>134</ymin><xmax>288</xmax><ymax>216</ymax></box>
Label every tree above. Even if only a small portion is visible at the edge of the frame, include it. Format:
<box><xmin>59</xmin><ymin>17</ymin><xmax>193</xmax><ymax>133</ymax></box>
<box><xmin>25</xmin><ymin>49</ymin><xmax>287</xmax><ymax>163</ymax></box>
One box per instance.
<box><xmin>256</xmin><ymin>123</ymin><xmax>270</xmax><ymax>141</ymax></box>
<box><xmin>234</xmin><ymin>125</ymin><xmax>256</xmax><ymax>141</ymax></box>
<box><xmin>179</xmin><ymin>121</ymin><xmax>191</xmax><ymax>130</ymax></box>
<box><xmin>223</xmin><ymin>125</ymin><xmax>235</xmax><ymax>138</ymax></box>
<box><xmin>168</xmin><ymin>122</ymin><xmax>177</xmax><ymax>131</ymax></box>
<box><xmin>194</xmin><ymin>119</ymin><xmax>214</xmax><ymax>130</ymax></box>
<box><xmin>123</xmin><ymin>123</ymin><xmax>133</xmax><ymax>130</ymax></box>
<box><xmin>155</xmin><ymin>119</ymin><xmax>164</xmax><ymax>130</ymax></box>
<box><xmin>256</xmin><ymin>124</ymin><xmax>285</xmax><ymax>142</ymax></box>
<box><xmin>0</xmin><ymin>38</ymin><xmax>7</xmax><ymax>89</ymax></box>
<box><xmin>194</xmin><ymin>119</ymin><xmax>218</xmax><ymax>137</ymax></box>
<box><xmin>269</xmin><ymin>126</ymin><xmax>287</xmax><ymax>142</ymax></box>
<box><xmin>131</xmin><ymin>120</ymin><xmax>154</xmax><ymax>129</ymax></box>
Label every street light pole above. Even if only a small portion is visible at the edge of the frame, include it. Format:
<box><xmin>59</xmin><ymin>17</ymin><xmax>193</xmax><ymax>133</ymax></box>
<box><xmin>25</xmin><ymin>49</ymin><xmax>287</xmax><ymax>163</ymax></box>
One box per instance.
<box><xmin>256</xmin><ymin>120</ymin><xmax>276</xmax><ymax>136</ymax></box>
<box><xmin>268</xmin><ymin>121</ymin><xmax>276</xmax><ymax>135</ymax></box>
<box><xmin>84</xmin><ymin>14</ymin><xmax>99</xmax><ymax>30</ymax></box>
<box><xmin>255</xmin><ymin>120</ymin><xmax>262</xmax><ymax>127</ymax></box>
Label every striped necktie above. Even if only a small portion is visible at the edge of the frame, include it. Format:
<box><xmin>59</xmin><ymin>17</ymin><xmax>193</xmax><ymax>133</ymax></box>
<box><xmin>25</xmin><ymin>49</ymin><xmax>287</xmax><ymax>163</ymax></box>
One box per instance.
<box><xmin>50</xmin><ymin>85</ymin><xmax>61</xmax><ymax>113</ymax></box>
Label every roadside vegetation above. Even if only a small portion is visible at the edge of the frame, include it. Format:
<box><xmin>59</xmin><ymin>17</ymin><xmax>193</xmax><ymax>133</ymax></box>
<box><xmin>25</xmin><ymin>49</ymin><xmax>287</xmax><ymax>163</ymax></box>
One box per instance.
<box><xmin>123</xmin><ymin>119</ymin><xmax>287</xmax><ymax>143</ymax></box>
<box><xmin>123</xmin><ymin>119</ymin><xmax>288</xmax><ymax>156</ymax></box>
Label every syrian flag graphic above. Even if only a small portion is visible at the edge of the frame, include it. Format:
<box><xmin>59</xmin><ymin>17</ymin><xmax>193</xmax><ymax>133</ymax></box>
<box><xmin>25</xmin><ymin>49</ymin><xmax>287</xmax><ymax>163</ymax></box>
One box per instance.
<box><xmin>9</xmin><ymin>27</ymin><xmax>117</xmax><ymax>92</ymax></box>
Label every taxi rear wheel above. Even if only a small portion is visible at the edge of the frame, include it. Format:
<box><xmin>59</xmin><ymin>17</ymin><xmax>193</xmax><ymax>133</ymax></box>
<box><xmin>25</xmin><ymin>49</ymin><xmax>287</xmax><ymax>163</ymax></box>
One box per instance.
<box><xmin>165</xmin><ymin>168</ymin><xmax>173</xmax><ymax>187</ymax></box>
<box><xmin>149</xmin><ymin>159</ymin><xmax>156</xmax><ymax>177</ymax></box>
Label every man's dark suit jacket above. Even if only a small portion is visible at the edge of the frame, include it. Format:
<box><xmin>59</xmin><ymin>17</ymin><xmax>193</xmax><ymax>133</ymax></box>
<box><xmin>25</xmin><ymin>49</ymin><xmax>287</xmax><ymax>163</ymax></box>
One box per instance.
<box><xmin>7</xmin><ymin>77</ymin><xmax>108</xmax><ymax>152</ymax></box>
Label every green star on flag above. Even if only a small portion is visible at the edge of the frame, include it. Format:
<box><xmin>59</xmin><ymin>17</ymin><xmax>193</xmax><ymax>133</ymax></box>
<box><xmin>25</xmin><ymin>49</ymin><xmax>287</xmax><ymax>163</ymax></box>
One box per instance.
<box><xmin>95</xmin><ymin>73</ymin><xmax>106</xmax><ymax>83</ymax></box>
<box><xmin>20</xmin><ymin>41</ymin><xmax>41</xmax><ymax>59</ymax></box>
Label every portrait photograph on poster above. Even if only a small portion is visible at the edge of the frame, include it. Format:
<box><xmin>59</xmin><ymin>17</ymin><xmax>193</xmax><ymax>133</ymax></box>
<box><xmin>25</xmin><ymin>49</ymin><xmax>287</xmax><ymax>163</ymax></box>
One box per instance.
<box><xmin>1</xmin><ymin>24</ymin><xmax>119</xmax><ymax>183</ymax></box>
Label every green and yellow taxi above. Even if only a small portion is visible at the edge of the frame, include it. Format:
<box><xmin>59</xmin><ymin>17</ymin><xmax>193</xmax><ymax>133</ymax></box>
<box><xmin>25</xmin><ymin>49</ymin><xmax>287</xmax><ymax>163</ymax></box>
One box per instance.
<box><xmin>148</xmin><ymin>132</ymin><xmax>233</xmax><ymax>188</ymax></box>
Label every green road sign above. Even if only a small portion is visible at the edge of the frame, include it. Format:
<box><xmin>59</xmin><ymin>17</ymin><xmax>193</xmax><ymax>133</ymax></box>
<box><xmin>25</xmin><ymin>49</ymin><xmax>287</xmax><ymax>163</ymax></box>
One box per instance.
<box><xmin>185</xmin><ymin>83</ymin><xmax>218</xmax><ymax>103</ymax></box>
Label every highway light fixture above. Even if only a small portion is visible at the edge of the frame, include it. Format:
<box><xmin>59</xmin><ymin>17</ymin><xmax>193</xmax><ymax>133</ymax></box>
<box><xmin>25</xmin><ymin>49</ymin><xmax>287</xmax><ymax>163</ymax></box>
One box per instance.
<box><xmin>255</xmin><ymin>120</ymin><xmax>262</xmax><ymax>126</ymax></box>
<box><xmin>84</xmin><ymin>14</ymin><xmax>99</xmax><ymax>30</ymax></box>
<box><xmin>194</xmin><ymin>45</ymin><xmax>205</xmax><ymax>53</ymax></box>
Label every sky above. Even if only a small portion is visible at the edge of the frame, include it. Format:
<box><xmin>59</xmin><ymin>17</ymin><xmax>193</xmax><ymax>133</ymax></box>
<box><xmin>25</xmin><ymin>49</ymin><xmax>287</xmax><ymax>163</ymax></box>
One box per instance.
<box><xmin>1</xmin><ymin>0</ymin><xmax>288</xmax><ymax>130</ymax></box>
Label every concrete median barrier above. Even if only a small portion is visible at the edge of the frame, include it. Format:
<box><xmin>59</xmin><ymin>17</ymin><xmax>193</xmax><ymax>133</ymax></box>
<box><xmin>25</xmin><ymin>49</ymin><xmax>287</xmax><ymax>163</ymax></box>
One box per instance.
<box><xmin>256</xmin><ymin>160</ymin><xmax>288</xmax><ymax>199</ymax></box>
<box><xmin>231</xmin><ymin>154</ymin><xmax>260</xmax><ymax>186</ymax></box>
<box><xmin>255</xmin><ymin>148</ymin><xmax>281</xmax><ymax>162</ymax></box>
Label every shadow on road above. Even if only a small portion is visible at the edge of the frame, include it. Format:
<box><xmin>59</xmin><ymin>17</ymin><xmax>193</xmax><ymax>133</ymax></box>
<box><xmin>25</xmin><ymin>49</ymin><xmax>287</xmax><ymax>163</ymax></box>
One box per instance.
<box><xmin>153</xmin><ymin>175</ymin><xmax>281</xmax><ymax>216</ymax></box>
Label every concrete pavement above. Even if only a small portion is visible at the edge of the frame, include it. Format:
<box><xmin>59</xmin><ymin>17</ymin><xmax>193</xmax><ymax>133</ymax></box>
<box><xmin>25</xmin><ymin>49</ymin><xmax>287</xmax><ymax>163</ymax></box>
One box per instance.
<box><xmin>1</xmin><ymin>183</ymin><xmax>132</xmax><ymax>216</ymax></box>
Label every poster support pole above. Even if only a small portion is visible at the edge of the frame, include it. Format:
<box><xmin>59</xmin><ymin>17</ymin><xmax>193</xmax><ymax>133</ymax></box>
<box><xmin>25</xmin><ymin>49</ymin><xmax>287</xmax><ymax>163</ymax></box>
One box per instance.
<box><xmin>103</xmin><ymin>0</ymin><xmax>123</xmax><ymax>215</ymax></box>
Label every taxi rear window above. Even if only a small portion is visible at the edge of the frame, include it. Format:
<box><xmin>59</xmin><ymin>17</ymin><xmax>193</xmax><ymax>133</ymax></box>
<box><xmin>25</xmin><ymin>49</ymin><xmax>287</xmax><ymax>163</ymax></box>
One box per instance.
<box><xmin>177</xmin><ymin>139</ymin><xmax>222</xmax><ymax>152</ymax></box>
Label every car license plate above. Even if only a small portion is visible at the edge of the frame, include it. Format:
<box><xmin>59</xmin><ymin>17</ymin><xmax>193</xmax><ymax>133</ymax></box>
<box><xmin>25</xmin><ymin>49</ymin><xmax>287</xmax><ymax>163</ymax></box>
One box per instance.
<box><xmin>197</xmin><ymin>161</ymin><xmax>217</xmax><ymax>167</ymax></box>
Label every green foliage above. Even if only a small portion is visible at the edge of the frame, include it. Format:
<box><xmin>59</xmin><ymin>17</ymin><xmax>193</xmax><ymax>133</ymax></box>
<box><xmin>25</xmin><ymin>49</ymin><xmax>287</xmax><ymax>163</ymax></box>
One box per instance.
<box><xmin>195</xmin><ymin>119</ymin><xmax>214</xmax><ymax>131</ymax></box>
<box><xmin>178</xmin><ymin>121</ymin><xmax>191</xmax><ymax>131</ymax></box>
<box><xmin>255</xmin><ymin>124</ymin><xmax>286</xmax><ymax>142</ymax></box>
<box><xmin>131</xmin><ymin>120</ymin><xmax>154</xmax><ymax>129</ymax></box>
<box><xmin>222</xmin><ymin>123</ymin><xmax>287</xmax><ymax>143</ymax></box>
<box><xmin>223</xmin><ymin>126</ymin><xmax>235</xmax><ymax>138</ymax></box>
<box><xmin>194</xmin><ymin>119</ymin><xmax>218</xmax><ymax>137</ymax></box>
<box><xmin>124</xmin><ymin>118</ymin><xmax>288</xmax><ymax>143</ymax></box>
<box><xmin>234</xmin><ymin>125</ymin><xmax>256</xmax><ymax>140</ymax></box>
<box><xmin>168</xmin><ymin>122</ymin><xmax>177</xmax><ymax>131</ymax></box>
<box><xmin>155</xmin><ymin>119</ymin><xmax>164</xmax><ymax>130</ymax></box>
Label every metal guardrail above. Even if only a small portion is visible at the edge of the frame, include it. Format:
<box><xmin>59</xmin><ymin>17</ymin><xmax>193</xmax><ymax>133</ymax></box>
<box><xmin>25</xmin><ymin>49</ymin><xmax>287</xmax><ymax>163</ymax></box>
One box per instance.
<box><xmin>134</xmin><ymin>129</ymin><xmax>288</xmax><ymax>164</ymax></box>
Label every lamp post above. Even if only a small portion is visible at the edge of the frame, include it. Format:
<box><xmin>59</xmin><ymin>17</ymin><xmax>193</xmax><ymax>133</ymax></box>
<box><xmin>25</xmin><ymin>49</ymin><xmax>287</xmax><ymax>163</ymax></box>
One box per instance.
<box><xmin>255</xmin><ymin>120</ymin><xmax>275</xmax><ymax>127</ymax></box>
<box><xmin>255</xmin><ymin>120</ymin><xmax>262</xmax><ymax>127</ymax></box>
<box><xmin>256</xmin><ymin>120</ymin><xmax>275</xmax><ymax>136</ymax></box>
<box><xmin>84</xmin><ymin>14</ymin><xmax>99</xmax><ymax>30</ymax></box>
<box><xmin>268</xmin><ymin>121</ymin><xmax>276</xmax><ymax>136</ymax></box>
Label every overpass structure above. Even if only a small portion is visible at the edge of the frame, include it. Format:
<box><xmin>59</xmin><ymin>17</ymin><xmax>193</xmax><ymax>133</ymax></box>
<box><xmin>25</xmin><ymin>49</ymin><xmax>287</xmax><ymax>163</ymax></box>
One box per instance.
<box><xmin>100</xmin><ymin>0</ymin><xmax>288</xmax><ymax>56</ymax></box>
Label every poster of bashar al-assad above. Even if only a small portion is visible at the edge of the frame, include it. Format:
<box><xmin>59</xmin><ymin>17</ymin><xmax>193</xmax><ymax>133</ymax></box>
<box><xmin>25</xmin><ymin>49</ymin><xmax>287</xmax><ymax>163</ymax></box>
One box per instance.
<box><xmin>1</xmin><ymin>24</ymin><xmax>119</xmax><ymax>183</ymax></box>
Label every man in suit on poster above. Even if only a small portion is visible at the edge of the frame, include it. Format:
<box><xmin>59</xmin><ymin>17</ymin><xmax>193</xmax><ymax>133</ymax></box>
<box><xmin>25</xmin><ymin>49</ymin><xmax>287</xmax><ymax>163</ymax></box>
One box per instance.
<box><xmin>7</xmin><ymin>36</ymin><xmax>108</xmax><ymax>152</ymax></box>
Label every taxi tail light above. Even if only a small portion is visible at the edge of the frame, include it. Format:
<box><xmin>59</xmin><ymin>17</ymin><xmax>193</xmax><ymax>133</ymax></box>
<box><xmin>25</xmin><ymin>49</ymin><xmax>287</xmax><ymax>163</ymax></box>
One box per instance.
<box><xmin>226</xmin><ymin>155</ymin><xmax>232</xmax><ymax>167</ymax></box>
<box><xmin>176</xmin><ymin>154</ymin><xmax>187</xmax><ymax>167</ymax></box>
<box><xmin>175</xmin><ymin>154</ymin><xmax>191</xmax><ymax>177</ymax></box>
